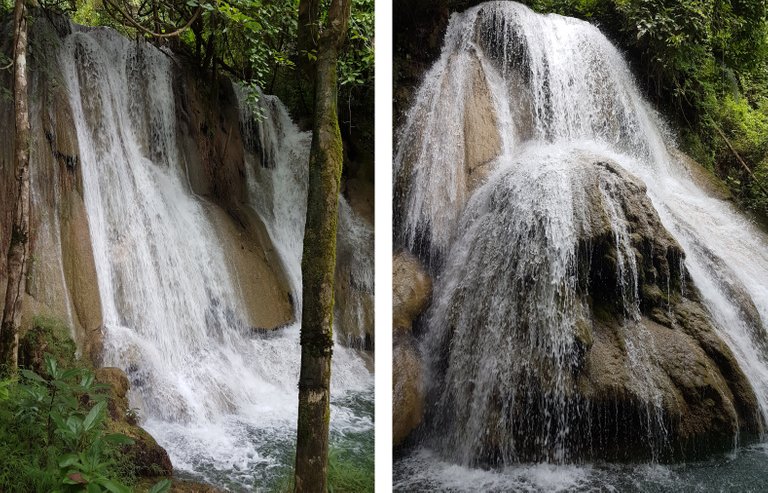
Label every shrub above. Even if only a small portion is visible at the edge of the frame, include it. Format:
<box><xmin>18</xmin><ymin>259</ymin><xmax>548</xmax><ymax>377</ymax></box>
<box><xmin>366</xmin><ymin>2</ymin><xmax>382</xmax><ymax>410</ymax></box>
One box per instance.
<box><xmin>0</xmin><ymin>354</ymin><xmax>170</xmax><ymax>493</ymax></box>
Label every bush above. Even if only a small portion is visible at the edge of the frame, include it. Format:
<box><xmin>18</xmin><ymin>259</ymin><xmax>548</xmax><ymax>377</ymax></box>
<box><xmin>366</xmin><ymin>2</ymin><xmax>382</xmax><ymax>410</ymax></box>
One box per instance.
<box><xmin>0</xmin><ymin>354</ymin><xmax>170</xmax><ymax>493</ymax></box>
<box><xmin>19</xmin><ymin>315</ymin><xmax>79</xmax><ymax>373</ymax></box>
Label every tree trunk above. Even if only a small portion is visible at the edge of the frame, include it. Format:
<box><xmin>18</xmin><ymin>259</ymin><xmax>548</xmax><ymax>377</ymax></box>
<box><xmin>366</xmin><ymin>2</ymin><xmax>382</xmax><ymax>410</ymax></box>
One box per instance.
<box><xmin>293</xmin><ymin>0</ymin><xmax>350</xmax><ymax>491</ymax></box>
<box><xmin>296</xmin><ymin>0</ymin><xmax>319</xmax><ymax>117</ymax></box>
<box><xmin>1</xmin><ymin>0</ymin><xmax>31</xmax><ymax>376</ymax></box>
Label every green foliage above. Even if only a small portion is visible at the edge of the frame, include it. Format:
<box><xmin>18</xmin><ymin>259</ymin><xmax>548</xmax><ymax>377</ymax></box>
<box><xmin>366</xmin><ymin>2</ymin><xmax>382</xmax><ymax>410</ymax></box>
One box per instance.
<box><xmin>715</xmin><ymin>93</ymin><xmax>768</xmax><ymax>211</ymax></box>
<box><xmin>339</xmin><ymin>0</ymin><xmax>374</xmax><ymax>89</ymax></box>
<box><xmin>20</xmin><ymin>315</ymin><xmax>79</xmax><ymax>372</ymax></box>
<box><xmin>66</xmin><ymin>0</ymin><xmax>372</xmax><ymax>124</ymax></box>
<box><xmin>337</xmin><ymin>0</ymin><xmax>374</xmax><ymax>140</ymax></box>
<box><xmin>0</xmin><ymin>355</ymin><xmax>167</xmax><ymax>492</ymax></box>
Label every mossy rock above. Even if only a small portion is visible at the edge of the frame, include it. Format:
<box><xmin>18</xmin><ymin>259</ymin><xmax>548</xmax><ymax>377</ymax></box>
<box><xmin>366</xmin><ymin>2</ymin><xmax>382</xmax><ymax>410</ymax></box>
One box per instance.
<box><xmin>96</xmin><ymin>367</ymin><xmax>173</xmax><ymax>478</ymax></box>
<box><xmin>107</xmin><ymin>418</ymin><xmax>173</xmax><ymax>478</ymax></box>
<box><xmin>95</xmin><ymin>367</ymin><xmax>131</xmax><ymax>422</ymax></box>
<box><xmin>18</xmin><ymin>315</ymin><xmax>79</xmax><ymax>373</ymax></box>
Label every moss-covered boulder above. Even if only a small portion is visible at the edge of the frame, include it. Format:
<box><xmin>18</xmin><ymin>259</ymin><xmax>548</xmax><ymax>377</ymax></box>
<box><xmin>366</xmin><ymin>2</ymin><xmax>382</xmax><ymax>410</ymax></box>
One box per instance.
<box><xmin>96</xmin><ymin>367</ymin><xmax>173</xmax><ymax>477</ymax></box>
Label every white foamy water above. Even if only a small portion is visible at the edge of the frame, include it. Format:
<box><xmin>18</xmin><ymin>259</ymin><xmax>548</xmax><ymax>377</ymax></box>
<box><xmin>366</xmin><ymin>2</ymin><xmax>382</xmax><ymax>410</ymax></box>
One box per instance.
<box><xmin>58</xmin><ymin>25</ymin><xmax>372</xmax><ymax>490</ymax></box>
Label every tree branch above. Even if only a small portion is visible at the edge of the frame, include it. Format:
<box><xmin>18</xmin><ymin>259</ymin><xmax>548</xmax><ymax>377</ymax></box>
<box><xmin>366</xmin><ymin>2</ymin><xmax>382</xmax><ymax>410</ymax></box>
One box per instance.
<box><xmin>102</xmin><ymin>0</ymin><xmax>202</xmax><ymax>39</ymax></box>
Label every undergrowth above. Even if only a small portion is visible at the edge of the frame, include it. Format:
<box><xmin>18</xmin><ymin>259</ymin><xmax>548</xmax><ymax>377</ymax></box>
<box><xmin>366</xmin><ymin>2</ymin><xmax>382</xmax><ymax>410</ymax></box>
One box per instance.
<box><xmin>0</xmin><ymin>317</ymin><xmax>171</xmax><ymax>493</ymax></box>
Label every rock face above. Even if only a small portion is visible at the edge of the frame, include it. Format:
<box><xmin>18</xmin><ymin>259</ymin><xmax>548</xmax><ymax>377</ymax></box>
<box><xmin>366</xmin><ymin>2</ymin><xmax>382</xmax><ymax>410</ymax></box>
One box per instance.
<box><xmin>393</xmin><ymin>251</ymin><xmax>432</xmax><ymax>333</ymax></box>
<box><xmin>335</xmin><ymin>201</ymin><xmax>375</xmax><ymax>349</ymax></box>
<box><xmin>393</xmin><ymin>337</ymin><xmax>425</xmax><ymax>446</ymax></box>
<box><xmin>0</xmin><ymin>15</ymin><xmax>296</xmax><ymax>361</ymax></box>
<box><xmin>393</xmin><ymin>251</ymin><xmax>431</xmax><ymax>445</ymax></box>
<box><xmin>175</xmin><ymin>70</ymin><xmax>294</xmax><ymax>330</ymax></box>
<box><xmin>463</xmin><ymin>55</ymin><xmax>502</xmax><ymax>191</ymax></box>
<box><xmin>424</xmin><ymin>153</ymin><xmax>762</xmax><ymax>463</ymax></box>
<box><xmin>0</xmin><ymin>16</ymin><xmax>105</xmax><ymax>363</ymax></box>
<box><xmin>577</xmin><ymin>161</ymin><xmax>760</xmax><ymax>458</ymax></box>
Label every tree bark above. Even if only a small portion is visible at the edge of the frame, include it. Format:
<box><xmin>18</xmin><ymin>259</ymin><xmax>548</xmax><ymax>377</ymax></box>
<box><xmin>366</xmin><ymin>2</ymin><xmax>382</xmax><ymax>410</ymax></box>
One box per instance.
<box><xmin>293</xmin><ymin>0</ymin><xmax>350</xmax><ymax>491</ymax></box>
<box><xmin>296</xmin><ymin>0</ymin><xmax>320</xmax><ymax>117</ymax></box>
<box><xmin>1</xmin><ymin>0</ymin><xmax>31</xmax><ymax>376</ymax></box>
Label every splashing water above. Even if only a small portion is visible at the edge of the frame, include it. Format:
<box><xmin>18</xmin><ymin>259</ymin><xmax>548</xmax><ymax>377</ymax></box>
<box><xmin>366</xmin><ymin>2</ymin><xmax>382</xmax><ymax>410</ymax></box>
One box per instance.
<box><xmin>395</xmin><ymin>0</ymin><xmax>768</xmax><ymax>482</ymax></box>
<box><xmin>59</xmin><ymin>25</ymin><xmax>372</xmax><ymax>490</ymax></box>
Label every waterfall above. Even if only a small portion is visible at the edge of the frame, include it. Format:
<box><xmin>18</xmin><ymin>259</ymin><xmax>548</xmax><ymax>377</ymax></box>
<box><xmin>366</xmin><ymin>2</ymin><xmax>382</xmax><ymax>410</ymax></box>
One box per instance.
<box><xmin>396</xmin><ymin>0</ymin><xmax>768</xmax><ymax>471</ymax></box>
<box><xmin>237</xmin><ymin>87</ymin><xmax>375</xmax><ymax>348</ymax></box>
<box><xmin>58</xmin><ymin>25</ymin><xmax>372</xmax><ymax>489</ymax></box>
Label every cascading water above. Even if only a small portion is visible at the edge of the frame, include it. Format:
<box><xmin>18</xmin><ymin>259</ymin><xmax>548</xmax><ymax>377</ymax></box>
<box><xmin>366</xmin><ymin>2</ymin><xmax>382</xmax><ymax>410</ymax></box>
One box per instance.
<box><xmin>238</xmin><ymin>88</ymin><xmax>375</xmax><ymax>348</ymax></box>
<box><xmin>395</xmin><ymin>1</ymin><xmax>768</xmax><ymax>490</ymax></box>
<box><xmin>57</xmin><ymin>25</ymin><xmax>372</xmax><ymax>490</ymax></box>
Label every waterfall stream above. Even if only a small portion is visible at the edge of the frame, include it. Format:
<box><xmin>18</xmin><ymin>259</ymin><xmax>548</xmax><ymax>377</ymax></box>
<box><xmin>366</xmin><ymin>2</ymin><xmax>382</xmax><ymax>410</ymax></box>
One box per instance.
<box><xmin>57</xmin><ymin>25</ymin><xmax>372</xmax><ymax>490</ymax></box>
<box><xmin>395</xmin><ymin>2</ymin><xmax>768</xmax><ymax>490</ymax></box>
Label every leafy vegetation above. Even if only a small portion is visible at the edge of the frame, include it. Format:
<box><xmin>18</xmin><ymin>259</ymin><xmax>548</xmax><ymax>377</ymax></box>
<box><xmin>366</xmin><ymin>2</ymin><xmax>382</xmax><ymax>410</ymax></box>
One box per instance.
<box><xmin>0</xmin><ymin>354</ymin><xmax>169</xmax><ymax>492</ymax></box>
<box><xmin>521</xmin><ymin>0</ymin><xmax>768</xmax><ymax>215</ymax></box>
<box><xmin>25</xmin><ymin>0</ymin><xmax>373</xmax><ymax>124</ymax></box>
<box><xmin>0</xmin><ymin>316</ymin><xmax>170</xmax><ymax>492</ymax></box>
<box><xmin>19</xmin><ymin>315</ymin><xmax>79</xmax><ymax>371</ymax></box>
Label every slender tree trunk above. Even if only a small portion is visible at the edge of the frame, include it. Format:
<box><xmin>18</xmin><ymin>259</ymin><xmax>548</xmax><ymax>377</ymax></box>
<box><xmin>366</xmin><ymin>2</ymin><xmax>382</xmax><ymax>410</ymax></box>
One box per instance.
<box><xmin>1</xmin><ymin>0</ymin><xmax>31</xmax><ymax>375</ymax></box>
<box><xmin>296</xmin><ymin>0</ymin><xmax>319</xmax><ymax>117</ymax></box>
<box><xmin>293</xmin><ymin>0</ymin><xmax>350</xmax><ymax>491</ymax></box>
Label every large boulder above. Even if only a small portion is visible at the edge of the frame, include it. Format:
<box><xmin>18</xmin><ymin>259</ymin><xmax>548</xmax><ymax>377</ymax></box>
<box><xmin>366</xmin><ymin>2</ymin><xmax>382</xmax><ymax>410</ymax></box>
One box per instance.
<box><xmin>425</xmin><ymin>151</ymin><xmax>762</xmax><ymax>463</ymax></box>
<box><xmin>393</xmin><ymin>251</ymin><xmax>432</xmax><ymax>445</ymax></box>
<box><xmin>393</xmin><ymin>251</ymin><xmax>432</xmax><ymax>334</ymax></box>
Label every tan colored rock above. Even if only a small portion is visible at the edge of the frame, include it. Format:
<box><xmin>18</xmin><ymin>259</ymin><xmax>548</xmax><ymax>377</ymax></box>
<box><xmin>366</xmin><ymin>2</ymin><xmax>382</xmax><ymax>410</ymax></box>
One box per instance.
<box><xmin>204</xmin><ymin>203</ymin><xmax>294</xmax><ymax>330</ymax></box>
<box><xmin>335</xmin><ymin>273</ymin><xmax>374</xmax><ymax>349</ymax></box>
<box><xmin>393</xmin><ymin>336</ymin><xmax>425</xmax><ymax>446</ymax></box>
<box><xmin>464</xmin><ymin>55</ymin><xmax>502</xmax><ymax>191</ymax></box>
<box><xmin>393</xmin><ymin>251</ymin><xmax>432</xmax><ymax>334</ymax></box>
<box><xmin>61</xmin><ymin>189</ymin><xmax>104</xmax><ymax>363</ymax></box>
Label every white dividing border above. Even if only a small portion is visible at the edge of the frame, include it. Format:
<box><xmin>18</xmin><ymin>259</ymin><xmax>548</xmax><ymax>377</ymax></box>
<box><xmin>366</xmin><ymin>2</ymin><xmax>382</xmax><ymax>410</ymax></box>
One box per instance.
<box><xmin>373</xmin><ymin>0</ymin><xmax>393</xmax><ymax>490</ymax></box>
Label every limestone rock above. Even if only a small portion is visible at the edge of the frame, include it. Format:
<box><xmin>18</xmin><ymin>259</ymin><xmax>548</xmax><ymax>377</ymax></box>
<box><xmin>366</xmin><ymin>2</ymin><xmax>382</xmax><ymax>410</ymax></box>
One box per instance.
<box><xmin>393</xmin><ymin>335</ymin><xmax>425</xmax><ymax>446</ymax></box>
<box><xmin>464</xmin><ymin>55</ymin><xmax>501</xmax><ymax>191</ymax></box>
<box><xmin>335</xmin><ymin>201</ymin><xmax>375</xmax><ymax>350</ymax></box>
<box><xmin>428</xmin><ymin>154</ymin><xmax>762</xmax><ymax>462</ymax></box>
<box><xmin>575</xmin><ymin>159</ymin><xmax>761</xmax><ymax>457</ymax></box>
<box><xmin>393</xmin><ymin>251</ymin><xmax>432</xmax><ymax>333</ymax></box>
<box><xmin>205</xmin><ymin>204</ymin><xmax>294</xmax><ymax>330</ymax></box>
